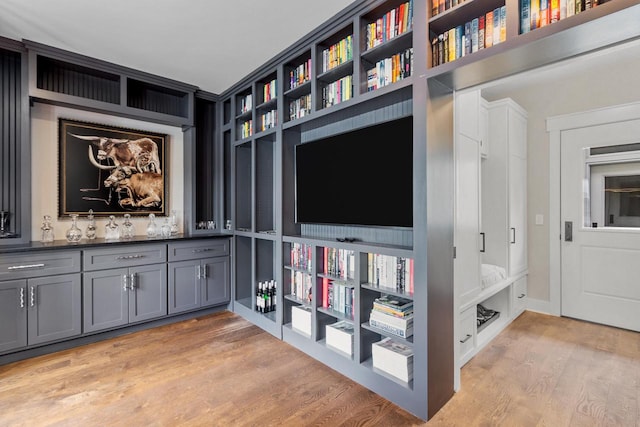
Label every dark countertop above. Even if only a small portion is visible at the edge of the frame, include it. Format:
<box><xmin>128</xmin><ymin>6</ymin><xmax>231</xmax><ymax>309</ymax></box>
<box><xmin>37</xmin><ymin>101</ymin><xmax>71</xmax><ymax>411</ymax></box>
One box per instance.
<box><xmin>0</xmin><ymin>233</ymin><xmax>232</xmax><ymax>255</ymax></box>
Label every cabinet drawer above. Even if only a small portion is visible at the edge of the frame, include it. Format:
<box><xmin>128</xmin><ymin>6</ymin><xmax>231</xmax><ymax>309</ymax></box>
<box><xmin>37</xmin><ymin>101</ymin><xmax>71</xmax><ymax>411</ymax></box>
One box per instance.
<box><xmin>0</xmin><ymin>251</ymin><xmax>81</xmax><ymax>280</ymax></box>
<box><xmin>513</xmin><ymin>276</ymin><xmax>527</xmax><ymax>314</ymax></box>
<box><xmin>168</xmin><ymin>239</ymin><xmax>230</xmax><ymax>262</ymax></box>
<box><xmin>459</xmin><ymin>306</ymin><xmax>476</xmax><ymax>362</ymax></box>
<box><xmin>83</xmin><ymin>244</ymin><xmax>167</xmax><ymax>271</ymax></box>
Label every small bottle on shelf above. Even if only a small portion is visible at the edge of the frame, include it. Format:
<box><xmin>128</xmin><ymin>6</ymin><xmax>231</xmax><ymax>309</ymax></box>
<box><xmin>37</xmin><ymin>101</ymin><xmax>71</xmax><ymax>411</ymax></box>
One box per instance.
<box><xmin>85</xmin><ymin>209</ymin><xmax>97</xmax><ymax>240</ymax></box>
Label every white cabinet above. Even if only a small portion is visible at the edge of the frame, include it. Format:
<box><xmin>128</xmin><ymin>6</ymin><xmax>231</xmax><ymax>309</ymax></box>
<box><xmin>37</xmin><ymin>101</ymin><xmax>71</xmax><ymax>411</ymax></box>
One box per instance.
<box><xmin>512</xmin><ymin>276</ymin><xmax>527</xmax><ymax>316</ymax></box>
<box><xmin>479</xmin><ymin>99</ymin><xmax>489</xmax><ymax>157</ymax></box>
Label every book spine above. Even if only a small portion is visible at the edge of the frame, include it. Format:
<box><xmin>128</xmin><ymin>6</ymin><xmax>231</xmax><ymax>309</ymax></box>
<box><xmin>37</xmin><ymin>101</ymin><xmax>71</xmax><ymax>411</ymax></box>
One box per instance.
<box><xmin>369</xmin><ymin>319</ymin><xmax>411</xmax><ymax>338</ymax></box>
<box><xmin>551</xmin><ymin>0</ymin><xmax>560</xmax><ymax>22</ymax></box>
<box><xmin>531</xmin><ymin>0</ymin><xmax>540</xmax><ymax>30</ymax></box>
<box><xmin>478</xmin><ymin>16</ymin><xmax>485</xmax><ymax>50</ymax></box>
<box><xmin>471</xmin><ymin>18</ymin><xmax>479</xmax><ymax>53</ymax></box>
<box><xmin>540</xmin><ymin>0</ymin><xmax>549</xmax><ymax>26</ymax></box>
<box><xmin>493</xmin><ymin>8</ymin><xmax>501</xmax><ymax>45</ymax></box>
<box><xmin>521</xmin><ymin>0</ymin><xmax>531</xmax><ymax>34</ymax></box>
<box><xmin>485</xmin><ymin>11</ymin><xmax>494</xmax><ymax>48</ymax></box>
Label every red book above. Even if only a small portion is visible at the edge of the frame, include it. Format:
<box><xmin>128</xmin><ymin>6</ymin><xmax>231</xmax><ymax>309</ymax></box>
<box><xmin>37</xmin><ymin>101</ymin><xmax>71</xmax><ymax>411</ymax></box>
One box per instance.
<box><xmin>322</xmin><ymin>278</ymin><xmax>329</xmax><ymax>308</ymax></box>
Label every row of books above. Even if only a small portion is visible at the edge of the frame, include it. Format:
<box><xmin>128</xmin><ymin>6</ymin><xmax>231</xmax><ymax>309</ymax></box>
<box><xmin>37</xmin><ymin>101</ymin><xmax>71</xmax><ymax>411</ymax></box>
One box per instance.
<box><xmin>372</xmin><ymin>337</ymin><xmax>413</xmax><ymax>382</ymax></box>
<box><xmin>322</xmin><ymin>75</ymin><xmax>353</xmax><ymax>108</ymax></box>
<box><xmin>258</xmin><ymin>109</ymin><xmax>277</xmax><ymax>132</ymax></box>
<box><xmin>367</xmin><ymin>254</ymin><xmax>414</xmax><ymax>292</ymax></box>
<box><xmin>239</xmin><ymin>119</ymin><xmax>253</xmax><ymax>139</ymax></box>
<box><xmin>261</xmin><ymin>79</ymin><xmax>277</xmax><ymax>104</ymax></box>
<box><xmin>290</xmin><ymin>270</ymin><xmax>312</xmax><ymax>303</ymax></box>
<box><xmin>366</xmin><ymin>47</ymin><xmax>413</xmax><ymax>93</ymax></box>
<box><xmin>431</xmin><ymin>0</ymin><xmax>466</xmax><ymax>17</ymax></box>
<box><xmin>369</xmin><ymin>295</ymin><xmax>414</xmax><ymax>339</ymax></box>
<box><xmin>288</xmin><ymin>94</ymin><xmax>311</xmax><ymax>121</ymax></box>
<box><xmin>322</xmin><ymin>279</ymin><xmax>355</xmax><ymax>319</ymax></box>
<box><xmin>521</xmin><ymin>0</ymin><xmax>610</xmax><ymax>33</ymax></box>
<box><xmin>431</xmin><ymin>6</ymin><xmax>507</xmax><ymax>67</ymax></box>
<box><xmin>239</xmin><ymin>93</ymin><xmax>252</xmax><ymax>114</ymax></box>
<box><xmin>289</xmin><ymin>59</ymin><xmax>312</xmax><ymax>91</ymax></box>
<box><xmin>290</xmin><ymin>242</ymin><xmax>312</xmax><ymax>272</ymax></box>
<box><xmin>323</xmin><ymin>247</ymin><xmax>355</xmax><ymax>280</ymax></box>
<box><xmin>364</xmin><ymin>0</ymin><xmax>414</xmax><ymax>51</ymax></box>
<box><xmin>321</xmin><ymin>35</ymin><xmax>353</xmax><ymax>73</ymax></box>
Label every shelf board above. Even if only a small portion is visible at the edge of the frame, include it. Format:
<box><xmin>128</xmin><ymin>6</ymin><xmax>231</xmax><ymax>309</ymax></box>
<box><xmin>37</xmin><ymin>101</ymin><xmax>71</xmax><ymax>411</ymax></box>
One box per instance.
<box><xmin>426</xmin><ymin>0</ymin><xmax>640</xmax><ymax>90</ymax></box>
<box><xmin>235</xmin><ymin>297</ymin><xmax>253</xmax><ymax>311</ymax></box>
<box><xmin>317</xmin><ymin>60</ymin><xmax>354</xmax><ymax>83</ymax></box>
<box><xmin>476</xmin><ymin>310</ymin><xmax>500</xmax><ymax>334</ymax></box>
<box><xmin>361</xmin><ymin>322</ymin><xmax>414</xmax><ymax>347</ymax></box>
<box><xmin>316</xmin><ymin>274</ymin><xmax>355</xmax><ymax>286</ymax></box>
<box><xmin>235</xmin><ymin>109</ymin><xmax>252</xmax><ymax>120</ymax></box>
<box><xmin>318</xmin><ymin>338</ymin><xmax>354</xmax><ymax>360</ymax></box>
<box><xmin>255</xmin><ymin>97</ymin><xmax>277</xmax><ymax>111</ymax></box>
<box><xmin>284</xmin><ymin>294</ymin><xmax>310</xmax><ymax>305</ymax></box>
<box><xmin>361</xmin><ymin>283</ymin><xmax>413</xmax><ymax>300</ymax></box>
<box><xmin>284</xmin><ymin>80</ymin><xmax>312</xmax><ymax>99</ymax></box>
<box><xmin>317</xmin><ymin>306</ymin><xmax>354</xmax><ymax>322</ymax></box>
<box><xmin>360</xmin><ymin>30</ymin><xmax>413</xmax><ymax>65</ymax></box>
<box><xmin>283</xmin><ymin>265</ymin><xmax>313</xmax><ymax>275</ymax></box>
<box><xmin>428</xmin><ymin>0</ymin><xmax>505</xmax><ymax>36</ymax></box>
<box><xmin>361</xmin><ymin>357</ymin><xmax>413</xmax><ymax>390</ymax></box>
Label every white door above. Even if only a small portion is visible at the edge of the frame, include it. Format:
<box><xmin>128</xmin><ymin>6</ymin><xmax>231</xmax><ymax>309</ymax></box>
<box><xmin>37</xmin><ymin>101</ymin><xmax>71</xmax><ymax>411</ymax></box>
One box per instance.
<box><xmin>561</xmin><ymin>118</ymin><xmax>640</xmax><ymax>332</ymax></box>
<box><xmin>455</xmin><ymin>133</ymin><xmax>481</xmax><ymax>307</ymax></box>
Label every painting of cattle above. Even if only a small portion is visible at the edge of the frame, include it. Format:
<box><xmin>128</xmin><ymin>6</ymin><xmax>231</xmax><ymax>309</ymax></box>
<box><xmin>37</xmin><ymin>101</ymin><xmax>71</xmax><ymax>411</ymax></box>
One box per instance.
<box><xmin>59</xmin><ymin>119</ymin><xmax>168</xmax><ymax>217</ymax></box>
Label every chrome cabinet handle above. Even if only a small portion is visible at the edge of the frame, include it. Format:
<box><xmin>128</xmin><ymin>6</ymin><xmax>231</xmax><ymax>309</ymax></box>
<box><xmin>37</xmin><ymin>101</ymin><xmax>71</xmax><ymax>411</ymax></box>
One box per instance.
<box><xmin>115</xmin><ymin>254</ymin><xmax>145</xmax><ymax>260</ymax></box>
<box><xmin>460</xmin><ymin>334</ymin><xmax>472</xmax><ymax>344</ymax></box>
<box><xmin>196</xmin><ymin>265</ymin><xmax>201</xmax><ymax>280</ymax></box>
<box><xmin>192</xmin><ymin>248</ymin><xmax>213</xmax><ymax>253</ymax></box>
<box><xmin>518</xmin><ymin>293</ymin><xmax>526</xmax><ymax>299</ymax></box>
<box><xmin>19</xmin><ymin>287</ymin><xmax>25</xmax><ymax>308</ymax></box>
<box><xmin>201</xmin><ymin>265</ymin><xmax>207</xmax><ymax>280</ymax></box>
<box><xmin>123</xmin><ymin>274</ymin><xmax>129</xmax><ymax>291</ymax></box>
<box><xmin>130</xmin><ymin>273</ymin><xmax>136</xmax><ymax>290</ymax></box>
<box><xmin>29</xmin><ymin>286</ymin><xmax>35</xmax><ymax>307</ymax></box>
<box><xmin>8</xmin><ymin>263</ymin><xmax>45</xmax><ymax>271</ymax></box>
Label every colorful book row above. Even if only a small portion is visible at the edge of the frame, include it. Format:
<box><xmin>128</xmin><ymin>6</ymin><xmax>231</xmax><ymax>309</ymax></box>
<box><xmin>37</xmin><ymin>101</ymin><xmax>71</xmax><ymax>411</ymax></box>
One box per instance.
<box><xmin>289</xmin><ymin>59</ymin><xmax>312</xmax><ymax>91</ymax></box>
<box><xmin>367</xmin><ymin>254</ymin><xmax>414</xmax><ymax>293</ymax></box>
<box><xmin>322</xmin><ymin>75</ymin><xmax>353</xmax><ymax>108</ymax></box>
<box><xmin>431</xmin><ymin>6</ymin><xmax>506</xmax><ymax>67</ymax></box>
<box><xmin>240</xmin><ymin>119</ymin><xmax>253</xmax><ymax>139</ymax></box>
<box><xmin>259</xmin><ymin>109</ymin><xmax>277</xmax><ymax>132</ymax></box>
<box><xmin>323</xmin><ymin>247</ymin><xmax>355</xmax><ymax>280</ymax></box>
<box><xmin>323</xmin><ymin>279</ymin><xmax>355</xmax><ymax>319</ymax></box>
<box><xmin>321</xmin><ymin>35</ymin><xmax>353</xmax><ymax>73</ymax></box>
<box><xmin>431</xmin><ymin>0</ymin><xmax>467</xmax><ymax>17</ymax></box>
<box><xmin>521</xmin><ymin>0</ymin><xmax>610</xmax><ymax>33</ymax></box>
<box><xmin>262</xmin><ymin>79</ymin><xmax>277</xmax><ymax>104</ymax></box>
<box><xmin>239</xmin><ymin>94</ymin><xmax>252</xmax><ymax>114</ymax></box>
<box><xmin>365</xmin><ymin>0</ymin><xmax>414</xmax><ymax>50</ymax></box>
<box><xmin>366</xmin><ymin>47</ymin><xmax>413</xmax><ymax>92</ymax></box>
<box><xmin>290</xmin><ymin>270</ymin><xmax>313</xmax><ymax>303</ymax></box>
<box><xmin>288</xmin><ymin>94</ymin><xmax>311</xmax><ymax>121</ymax></box>
<box><xmin>290</xmin><ymin>242</ymin><xmax>313</xmax><ymax>272</ymax></box>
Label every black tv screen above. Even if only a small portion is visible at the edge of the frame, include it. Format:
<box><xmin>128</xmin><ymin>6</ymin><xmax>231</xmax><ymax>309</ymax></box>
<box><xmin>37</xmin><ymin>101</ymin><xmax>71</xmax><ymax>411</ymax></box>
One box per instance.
<box><xmin>295</xmin><ymin>116</ymin><xmax>413</xmax><ymax>228</ymax></box>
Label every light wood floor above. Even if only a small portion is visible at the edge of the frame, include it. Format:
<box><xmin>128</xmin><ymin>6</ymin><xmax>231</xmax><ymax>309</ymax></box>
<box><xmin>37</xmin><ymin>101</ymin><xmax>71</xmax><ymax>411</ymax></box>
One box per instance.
<box><xmin>0</xmin><ymin>310</ymin><xmax>638</xmax><ymax>426</ymax></box>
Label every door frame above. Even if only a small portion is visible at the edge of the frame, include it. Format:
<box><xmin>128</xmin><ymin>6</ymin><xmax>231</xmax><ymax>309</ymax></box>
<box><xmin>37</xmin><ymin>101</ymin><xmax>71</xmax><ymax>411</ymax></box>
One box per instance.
<box><xmin>545</xmin><ymin>100</ymin><xmax>640</xmax><ymax>316</ymax></box>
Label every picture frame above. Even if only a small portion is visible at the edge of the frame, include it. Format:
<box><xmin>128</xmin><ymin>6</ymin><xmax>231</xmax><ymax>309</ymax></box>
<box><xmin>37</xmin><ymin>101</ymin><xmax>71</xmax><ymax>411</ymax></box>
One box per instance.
<box><xmin>58</xmin><ymin>119</ymin><xmax>168</xmax><ymax>217</ymax></box>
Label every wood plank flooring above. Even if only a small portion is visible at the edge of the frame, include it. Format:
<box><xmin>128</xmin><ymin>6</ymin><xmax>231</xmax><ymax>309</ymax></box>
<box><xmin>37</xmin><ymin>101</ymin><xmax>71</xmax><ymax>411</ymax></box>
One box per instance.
<box><xmin>0</xmin><ymin>310</ymin><xmax>638</xmax><ymax>426</ymax></box>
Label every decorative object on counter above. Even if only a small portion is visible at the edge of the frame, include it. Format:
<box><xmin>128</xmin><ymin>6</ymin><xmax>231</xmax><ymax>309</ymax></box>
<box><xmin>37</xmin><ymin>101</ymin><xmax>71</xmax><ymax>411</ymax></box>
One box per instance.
<box><xmin>41</xmin><ymin>215</ymin><xmax>54</xmax><ymax>243</ymax></box>
<box><xmin>105</xmin><ymin>215</ymin><xmax>120</xmax><ymax>240</ymax></box>
<box><xmin>85</xmin><ymin>209</ymin><xmax>97</xmax><ymax>240</ymax></box>
<box><xmin>0</xmin><ymin>210</ymin><xmax>15</xmax><ymax>238</ymax></box>
<box><xmin>146</xmin><ymin>213</ymin><xmax>158</xmax><ymax>238</ymax></box>
<box><xmin>208</xmin><ymin>221</ymin><xmax>216</xmax><ymax>230</ymax></box>
<box><xmin>225</xmin><ymin>219</ymin><xmax>232</xmax><ymax>231</ymax></box>
<box><xmin>121</xmin><ymin>213</ymin><xmax>136</xmax><ymax>239</ymax></box>
<box><xmin>161</xmin><ymin>217</ymin><xmax>172</xmax><ymax>238</ymax></box>
<box><xmin>170</xmin><ymin>210</ymin><xmax>179</xmax><ymax>236</ymax></box>
<box><xmin>65</xmin><ymin>214</ymin><xmax>83</xmax><ymax>243</ymax></box>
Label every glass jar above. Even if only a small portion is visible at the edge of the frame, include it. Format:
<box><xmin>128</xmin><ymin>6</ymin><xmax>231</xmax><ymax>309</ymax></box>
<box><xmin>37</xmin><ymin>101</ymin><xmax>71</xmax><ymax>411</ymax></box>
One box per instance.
<box><xmin>65</xmin><ymin>214</ymin><xmax>82</xmax><ymax>243</ymax></box>
<box><xmin>41</xmin><ymin>215</ymin><xmax>54</xmax><ymax>243</ymax></box>
<box><xmin>85</xmin><ymin>209</ymin><xmax>97</xmax><ymax>240</ymax></box>
<box><xmin>161</xmin><ymin>217</ymin><xmax>172</xmax><ymax>238</ymax></box>
<box><xmin>170</xmin><ymin>210</ymin><xmax>179</xmax><ymax>236</ymax></box>
<box><xmin>105</xmin><ymin>215</ymin><xmax>120</xmax><ymax>240</ymax></box>
<box><xmin>121</xmin><ymin>213</ymin><xmax>136</xmax><ymax>239</ymax></box>
<box><xmin>146</xmin><ymin>213</ymin><xmax>158</xmax><ymax>238</ymax></box>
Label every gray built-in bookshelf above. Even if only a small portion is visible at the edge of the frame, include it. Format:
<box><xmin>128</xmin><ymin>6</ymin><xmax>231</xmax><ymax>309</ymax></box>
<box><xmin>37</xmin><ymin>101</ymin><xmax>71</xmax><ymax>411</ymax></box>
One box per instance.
<box><xmin>1</xmin><ymin>0</ymin><xmax>639</xmax><ymax>421</ymax></box>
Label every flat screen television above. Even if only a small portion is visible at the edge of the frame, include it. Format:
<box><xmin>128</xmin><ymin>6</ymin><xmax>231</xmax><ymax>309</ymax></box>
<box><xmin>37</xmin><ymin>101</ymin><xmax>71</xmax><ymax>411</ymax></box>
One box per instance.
<box><xmin>295</xmin><ymin>116</ymin><xmax>413</xmax><ymax>228</ymax></box>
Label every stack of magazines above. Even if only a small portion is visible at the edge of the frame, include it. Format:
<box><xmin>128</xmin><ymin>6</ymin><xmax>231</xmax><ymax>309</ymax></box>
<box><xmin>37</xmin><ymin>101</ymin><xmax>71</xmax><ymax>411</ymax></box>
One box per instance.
<box><xmin>369</xmin><ymin>295</ymin><xmax>413</xmax><ymax>339</ymax></box>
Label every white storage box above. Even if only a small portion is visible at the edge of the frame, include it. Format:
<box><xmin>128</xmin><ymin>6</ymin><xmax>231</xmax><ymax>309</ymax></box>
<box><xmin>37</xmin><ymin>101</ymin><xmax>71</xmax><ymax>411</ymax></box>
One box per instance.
<box><xmin>291</xmin><ymin>305</ymin><xmax>312</xmax><ymax>337</ymax></box>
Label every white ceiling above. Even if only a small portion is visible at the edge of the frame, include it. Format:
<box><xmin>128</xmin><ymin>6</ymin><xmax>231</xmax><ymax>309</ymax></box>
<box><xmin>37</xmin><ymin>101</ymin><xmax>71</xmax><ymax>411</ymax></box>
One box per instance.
<box><xmin>0</xmin><ymin>0</ymin><xmax>356</xmax><ymax>94</ymax></box>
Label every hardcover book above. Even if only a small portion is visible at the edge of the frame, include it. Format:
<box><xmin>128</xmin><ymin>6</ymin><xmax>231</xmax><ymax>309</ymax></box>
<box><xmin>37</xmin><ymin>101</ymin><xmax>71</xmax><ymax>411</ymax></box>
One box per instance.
<box><xmin>521</xmin><ymin>0</ymin><xmax>531</xmax><ymax>33</ymax></box>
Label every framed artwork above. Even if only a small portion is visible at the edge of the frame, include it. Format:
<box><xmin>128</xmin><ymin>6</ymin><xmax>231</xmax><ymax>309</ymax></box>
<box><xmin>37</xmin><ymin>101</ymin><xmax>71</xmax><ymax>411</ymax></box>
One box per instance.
<box><xmin>58</xmin><ymin>119</ymin><xmax>168</xmax><ymax>217</ymax></box>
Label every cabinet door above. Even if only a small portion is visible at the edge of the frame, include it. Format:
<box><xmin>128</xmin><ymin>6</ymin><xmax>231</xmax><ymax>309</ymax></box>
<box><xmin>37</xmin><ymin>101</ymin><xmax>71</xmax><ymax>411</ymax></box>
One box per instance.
<box><xmin>27</xmin><ymin>274</ymin><xmax>81</xmax><ymax>346</ymax></box>
<box><xmin>129</xmin><ymin>264</ymin><xmax>168</xmax><ymax>323</ymax></box>
<box><xmin>83</xmin><ymin>268</ymin><xmax>129</xmax><ymax>333</ymax></box>
<box><xmin>455</xmin><ymin>133</ymin><xmax>482</xmax><ymax>306</ymax></box>
<box><xmin>201</xmin><ymin>257</ymin><xmax>230</xmax><ymax>308</ymax></box>
<box><xmin>512</xmin><ymin>276</ymin><xmax>527</xmax><ymax>316</ymax></box>
<box><xmin>455</xmin><ymin>90</ymin><xmax>480</xmax><ymax>142</ymax></box>
<box><xmin>479</xmin><ymin>101</ymin><xmax>489</xmax><ymax>157</ymax></box>
<box><xmin>168</xmin><ymin>260</ymin><xmax>201</xmax><ymax>314</ymax></box>
<box><xmin>0</xmin><ymin>280</ymin><xmax>27</xmax><ymax>353</ymax></box>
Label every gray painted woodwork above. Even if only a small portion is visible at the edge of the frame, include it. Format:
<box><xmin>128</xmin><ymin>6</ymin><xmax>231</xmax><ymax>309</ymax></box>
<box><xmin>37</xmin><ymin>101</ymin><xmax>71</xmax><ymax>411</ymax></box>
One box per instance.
<box><xmin>0</xmin><ymin>280</ymin><xmax>28</xmax><ymax>353</ymax></box>
<box><xmin>83</xmin><ymin>267</ymin><xmax>130</xmax><ymax>333</ymax></box>
<box><xmin>0</xmin><ymin>251</ymin><xmax>81</xmax><ymax>281</ymax></box>
<box><xmin>201</xmin><ymin>257</ymin><xmax>230</xmax><ymax>307</ymax></box>
<box><xmin>168</xmin><ymin>260</ymin><xmax>201</xmax><ymax>314</ymax></box>
<box><xmin>82</xmin><ymin>244</ymin><xmax>166</xmax><ymax>271</ymax></box>
<box><xmin>27</xmin><ymin>273</ymin><xmax>82</xmax><ymax>346</ymax></box>
<box><xmin>128</xmin><ymin>264</ymin><xmax>168</xmax><ymax>323</ymax></box>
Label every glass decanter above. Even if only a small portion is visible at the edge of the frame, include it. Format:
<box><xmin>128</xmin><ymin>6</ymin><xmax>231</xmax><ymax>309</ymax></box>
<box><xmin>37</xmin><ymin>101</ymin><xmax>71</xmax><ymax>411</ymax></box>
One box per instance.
<box><xmin>104</xmin><ymin>215</ymin><xmax>120</xmax><ymax>240</ymax></box>
<box><xmin>65</xmin><ymin>214</ymin><xmax>82</xmax><ymax>243</ymax></box>
<box><xmin>85</xmin><ymin>209</ymin><xmax>97</xmax><ymax>240</ymax></box>
<box><xmin>161</xmin><ymin>217</ymin><xmax>172</xmax><ymax>238</ymax></box>
<box><xmin>170</xmin><ymin>210</ymin><xmax>179</xmax><ymax>236</ymax></box>
<box><xmin>41</xmin><ymin>215</ymin><xmax>54</xmax><ymax>243</ymax></box>
<box><xmin>121</xmin><ymin>213</ymin><xmax>136</xmax><ymax>239</ymax></box>
<box><xmin>146</xmin><ymin>213</ymin><xmax>158</xmax><ymax>238</ymax></box>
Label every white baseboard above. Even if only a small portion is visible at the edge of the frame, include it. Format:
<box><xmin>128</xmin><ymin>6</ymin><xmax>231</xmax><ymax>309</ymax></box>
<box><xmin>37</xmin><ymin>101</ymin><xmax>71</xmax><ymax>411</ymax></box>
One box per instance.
<box><xmin>526</xmin><ymin>297</ymin><xmax>560</xmax><ymax>316</ymax></box>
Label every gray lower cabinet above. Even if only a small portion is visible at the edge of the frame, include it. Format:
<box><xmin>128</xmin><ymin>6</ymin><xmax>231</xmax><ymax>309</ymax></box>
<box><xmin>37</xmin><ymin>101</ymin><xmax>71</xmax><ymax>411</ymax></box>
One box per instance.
<box><xmin>83</xmin><ymin>264</ymin><xmax>168</xmax><ymax>333</ymax></box>
<box><xmin>168</xmin><ymin>257</ymin><xmax>230</xmax><ymax>314</ymax></box>
<box><xmin>0</xmin><ymin>274</ymin><xmax>82</xmax><ymax>353</ymax></box>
